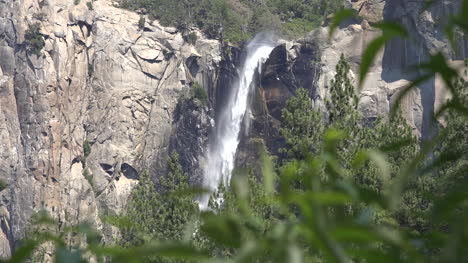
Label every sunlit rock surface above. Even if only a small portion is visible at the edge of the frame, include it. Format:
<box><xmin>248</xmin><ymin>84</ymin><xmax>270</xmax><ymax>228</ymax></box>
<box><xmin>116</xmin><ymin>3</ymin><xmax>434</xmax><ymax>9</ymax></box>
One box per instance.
<box><xmin>0</xmin><ymin>0</ymin><xmax>220</xmax><ymax>256</ymax></box>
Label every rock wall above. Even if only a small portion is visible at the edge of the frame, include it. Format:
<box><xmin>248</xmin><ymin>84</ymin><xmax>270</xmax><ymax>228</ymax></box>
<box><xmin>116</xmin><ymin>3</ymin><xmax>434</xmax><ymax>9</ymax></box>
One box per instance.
<box><xmin>0</xmin><ymin>0</ymin><xmax>221</xmax><ymax>257</ymax></box>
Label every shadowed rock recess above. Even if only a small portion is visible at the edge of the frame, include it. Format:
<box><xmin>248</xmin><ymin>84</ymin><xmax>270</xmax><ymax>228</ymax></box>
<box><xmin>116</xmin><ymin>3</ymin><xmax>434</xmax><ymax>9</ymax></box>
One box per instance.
<box><xmin>0</xmin><ymin>0</ymin><xmax>466</xmax><ymax>258</ymax></box>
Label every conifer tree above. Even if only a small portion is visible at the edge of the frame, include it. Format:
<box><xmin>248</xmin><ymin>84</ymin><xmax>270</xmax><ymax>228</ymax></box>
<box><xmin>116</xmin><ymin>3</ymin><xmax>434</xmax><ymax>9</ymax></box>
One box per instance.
<box><xmin>280</xmin><ymin>54</ymin><xmax>419</xmax><ymax>215</ymax></box>
<box><xmin>280</xmin><ymin>88</ymin><xmax>324</xmax><ymax>159</ymax></box>
<box><xmin>122</xmin><ymin>151</ymin><xmax>198</xmax><ymax>262</ymax></box>
<box><xmin>326</xmin><ymin>54</ymin><xmax>359</xmax><ymax>124</ymax></box>
<box><xmin>437</xmin><ymin>72</ymin><xmax>468</xmax><ymax>191</ymax></box>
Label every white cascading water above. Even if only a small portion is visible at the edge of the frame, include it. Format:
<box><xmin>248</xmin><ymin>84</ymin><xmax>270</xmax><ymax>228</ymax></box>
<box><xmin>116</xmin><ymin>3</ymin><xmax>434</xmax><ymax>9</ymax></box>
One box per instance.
<box><xmin>199</xmin><ymin>35</ymin><xmax>276</xmax><ymax>210</ymax></box>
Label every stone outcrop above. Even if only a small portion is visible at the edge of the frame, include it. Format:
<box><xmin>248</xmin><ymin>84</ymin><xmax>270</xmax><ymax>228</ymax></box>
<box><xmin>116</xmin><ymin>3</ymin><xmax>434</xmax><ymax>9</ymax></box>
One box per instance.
<box><xmin>0</xmin><ymin>0</ymin><xmax>221</xmax><ymax>257</ymax></box>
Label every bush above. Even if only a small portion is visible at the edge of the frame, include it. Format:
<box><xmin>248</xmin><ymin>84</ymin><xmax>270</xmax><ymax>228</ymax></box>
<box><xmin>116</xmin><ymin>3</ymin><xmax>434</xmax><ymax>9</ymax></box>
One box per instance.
<box><xmin>32</xmin><ymin>12</ymin><xmax>47</xmax><ymax>21</ymax></box>
<box><xmin>185</xmin><ymin>32</ymin><xmax>198</xmax><ymax>45</ymax></box>
<box><xmin>86</xmin><ymin>1</ymin><xmax>93</xmax><ymax>10</ymax></box>
<box><xmin>121</xmin><ymin>152</ymin><xmax>198</xmax><ymax>260</ymax></box>
<box><xmin>83</xmin><ymin>168</ymin><xmax>94</xmax><ymax>189</ymax></box>
<box><xmin>24</xmin><ymin>23</ymin><xmax>45</xmax><ymax>56</ymax></box>
<box><xmin>0</xmin><ymin>180</ymin><xmax>7</xmax><ymax>191</ymax></box>
<box><xmin>191</xmin><ymin>82</ymin><xmax>208</xmax><ymax>105</ymax></box>
<box><xmin>83</xmin><ymin>140</ymin><xmax>91</xmax><ymax>158</ymax></box>
<box><xmin>282</xmin><ymin>18</ymin><xmax>317</xmax><ymax>38</ymax></box>
<box><xmin>138</xmin><ymin>15</ymin><xmax>145</xmax><ymax>31</ymax></box>
<box><xmin>87</xmin><ymin>63</ymin><xmax>94</xmax><ymax>78</ymax></box>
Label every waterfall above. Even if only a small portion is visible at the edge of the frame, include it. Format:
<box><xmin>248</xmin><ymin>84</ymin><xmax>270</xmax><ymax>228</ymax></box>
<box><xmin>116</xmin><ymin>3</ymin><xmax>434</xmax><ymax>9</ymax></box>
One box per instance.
<box><xmin>199</xmin><ymin>35</ymin><xmax>276</xmax><ymax>210</ymax></box>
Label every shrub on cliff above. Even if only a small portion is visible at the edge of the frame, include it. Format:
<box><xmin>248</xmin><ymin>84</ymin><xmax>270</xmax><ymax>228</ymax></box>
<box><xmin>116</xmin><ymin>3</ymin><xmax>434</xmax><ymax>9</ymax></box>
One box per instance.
<box><xmin>24</xmin><ymin>23</ymin><xmax>45</xmax><ymax>56</ymax></box>
<box><xmin>184</xmin><ymin>32</ymin><xmax>198</xmax><ymax>45</ymax></box>
<box><xmin>191</xmin><ymin>82</ymin><xmax>208</xmax><ymax>105</ymax></box>
<box><xmin>138</xmin><ymin>15</ymin><xmax>145</xmax><ymax>30</ymax></box>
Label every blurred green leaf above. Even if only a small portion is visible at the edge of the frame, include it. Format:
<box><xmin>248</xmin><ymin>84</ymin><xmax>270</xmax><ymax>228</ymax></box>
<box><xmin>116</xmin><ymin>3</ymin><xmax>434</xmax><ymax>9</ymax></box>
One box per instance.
<box><xmin>287</xmin><ymin>243</ymin><xmax>303</xmax><ymax>263</ymax></box>
<box><xmin>331</xmin><ymin>226</ymin><xmax>381</xmax><ymax>243</ymax></box>
<box><xmin>200</xmin><ymin>212</ymin><xmax>243</xmax><ymax>248</ymax></box>
<box><xmin>55</xmin><ymin>247</ymin><xmax>82</xmax><ymax>263</ymax></box>
<box><xmin>6</xmin><ymin>240</ymin><xmax>39</xmax><ymax>263</ymax></box>
<box><xmin>328</xmin><ymin>9</ymin><xmax>356</xmax><ymax>39</ymax></box>
<box><xmin>102</xmin><ymin>215</ymin><xmax>133</xmax><ymax>228</ymax></box>
<box><xmin>308</xmin><ymin>191</ymin><xmax>352</xmax><ymax>205</ymax></box>
<box><xmin>359</xmin><ymin>22</ymin><xmax>408</xmax><ymax>89</ymax></box>
<box><xmin>389</xmin><ymin>135</ymin><xmax>440</xmax><ymax>210</ymax></box>
<box><xmin>391</xmin><ymin>74</ymin><xmax>432</xmax><ymax>117</ymax></box>
<box><xmin>172</xmin><ymin>186</ymin><xmax>211</xmax><ymax>197</ymax></box>
<box><xmin>260</xmin><ymin>150</ymin><xmax>276</xmax><ymax>197</ymax></box>
<box><xmin>432</xmin><ymin>178</ymin><xmax>468</xmax><ymax>221</ymax></box>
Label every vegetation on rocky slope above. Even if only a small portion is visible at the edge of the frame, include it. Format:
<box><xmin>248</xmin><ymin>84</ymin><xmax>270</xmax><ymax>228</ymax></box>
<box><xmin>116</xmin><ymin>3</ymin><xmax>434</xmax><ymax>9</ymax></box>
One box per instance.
<box><xmin>24</xmin><ymin>23</ymin><xmax>45</xmax><ymax>56</ymax></box>
<box><xmin>121</xmin><ymin>152</ymin><xmax>198</xmax><ymax>262</ymax></box>
<box><xmin>118</xmin><ymin>0</ymin><xmax>345</xmax><ymax>43</ymax></box>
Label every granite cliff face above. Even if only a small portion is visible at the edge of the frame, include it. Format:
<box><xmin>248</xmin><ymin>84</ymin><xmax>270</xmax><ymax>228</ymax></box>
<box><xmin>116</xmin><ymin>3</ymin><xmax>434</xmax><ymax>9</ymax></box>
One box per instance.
<box><xmin>0</xmin><ymin>0</ymin><xmax>466</xmax><ymax>259</ymax></box>
<box><xmin>0</xmin><ymin>0</ymin><xmax>221</xmax><ymax>257</ymax></box>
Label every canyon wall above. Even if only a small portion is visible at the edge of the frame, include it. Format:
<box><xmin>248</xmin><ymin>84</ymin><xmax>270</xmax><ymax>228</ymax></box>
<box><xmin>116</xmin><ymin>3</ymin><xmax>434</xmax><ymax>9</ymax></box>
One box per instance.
<box><xmin>0</xmin><ymin>0</ymin><xmax>221</xmax><ymax>257</ymax></box>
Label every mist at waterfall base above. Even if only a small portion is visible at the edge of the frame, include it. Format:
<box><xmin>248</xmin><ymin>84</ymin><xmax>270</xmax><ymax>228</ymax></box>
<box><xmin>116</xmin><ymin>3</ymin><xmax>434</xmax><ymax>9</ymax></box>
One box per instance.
<box><xmin>198</xmin><ymin>34</ymin><xmax>276</xmax><ymax>210</ymax></box>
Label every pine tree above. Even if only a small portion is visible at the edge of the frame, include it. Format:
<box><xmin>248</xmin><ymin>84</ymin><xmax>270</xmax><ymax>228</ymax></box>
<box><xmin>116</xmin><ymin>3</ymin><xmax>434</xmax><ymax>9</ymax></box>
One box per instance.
<box><xmin>280</xmin><ymin>54</ymin><xmax>420</xmax><ymax>225</ymax></box>
<box><xmin>280</xmin><ymin>88</ymin><xmax>324</xmax><ymax>160</ymax></box>
<box><xmin>437</xmin><ymin>73</ymin><xmax>468</xmax><ymax>192</ymax></box>
<box><xmin>326</xmin><ymin>54</ymin><xmax>359</xmax><ymax>124</ymax></box>
<box><xmin>201</xmin><ymin>170</ymin><xmax>276</xmax><ymax>260</ymax></box>
<box><xmin>322</xmin><ymin>54</ymin><xmax>365</xmax><ymax>175</ymax></box>
<box><xmin>122</xmin><ymin>151</ymin><xmax>198</xmax><ymax>262</ymax></box>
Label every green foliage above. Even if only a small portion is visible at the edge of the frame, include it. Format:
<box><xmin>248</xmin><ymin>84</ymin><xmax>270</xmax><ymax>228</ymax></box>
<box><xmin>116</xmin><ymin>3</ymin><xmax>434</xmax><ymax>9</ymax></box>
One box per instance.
<box><xmin>138</xmin><ymin>15</ymin><xmax>146</xmax><ymax>31</ymax></box>
<box><xmin>86</xmin><ymin>1</ymin><xmax>93</xmax><ymax>10</ymax></box>
<box><xmin>87</xmin><ymin>63</ymin><xmax>94</xmax><ymax>78</ymax></box>
<box><xmin>83</xmin><ymin>140</ymin><xmax>91</xmax><ymax>158</ymax></box>
<box><xmin>0</xmin><ymin>180</ymin><xmax>7</xmax><ymax>191</ymax></box>
<box><xmin>83</xmin><ymin>168</ymin><xmax>94</xmax><ymax>189</ymax></box>
<box><xmin>118</xmin><ymin>0</ymin><xmax>346</xmax><ymax>43</ymax></box>
<box><xmin>280</xmin><ymin>54</ymin><xmax>420</xmax><ymax>227</ymax></box>
<box><xmin>191</xmin><ymin>82</ymin><xmax>208</xmax><ymax>105</ymax></box>
<box><xmin>326</xmin><ymin>54</ymin><xmax>359</xmax><ymax>123</ymax></box>
<box><xmin>280</xmin><ymin>88</ymin><xmax>323</xmax><ymax>159</ymax></box>
<box><xmin>32</xmin><ymin>12</ymin><xmax>47</xmax><ymax>21</ymax></box>
<box><xmin>121</xmin><ymin>151</ymin><xmax>199</xmax><ymax>261</ymax></box>
<box><xmin>436</xmin><ymin>69</ymin><xmax>468</xmax><ymax>195</ymax></box>
<box><xmin>184</xmin><ymin>32</ymin><xmax>198</xmax><ymax>45</ymax></box>
<box><xmin>24</xmin><ymin>23</ymin><xmax>45</xmax><ymax>56</ymax></box>
<box><xmin>282</xmin><ymin>18</ymin><xmax>317</xmax><ymax>38</ymax></box>
<box><xmin>196</xmin><ymin>130</ymin><xmax>443</xmax><ymax>263</ymax></box>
